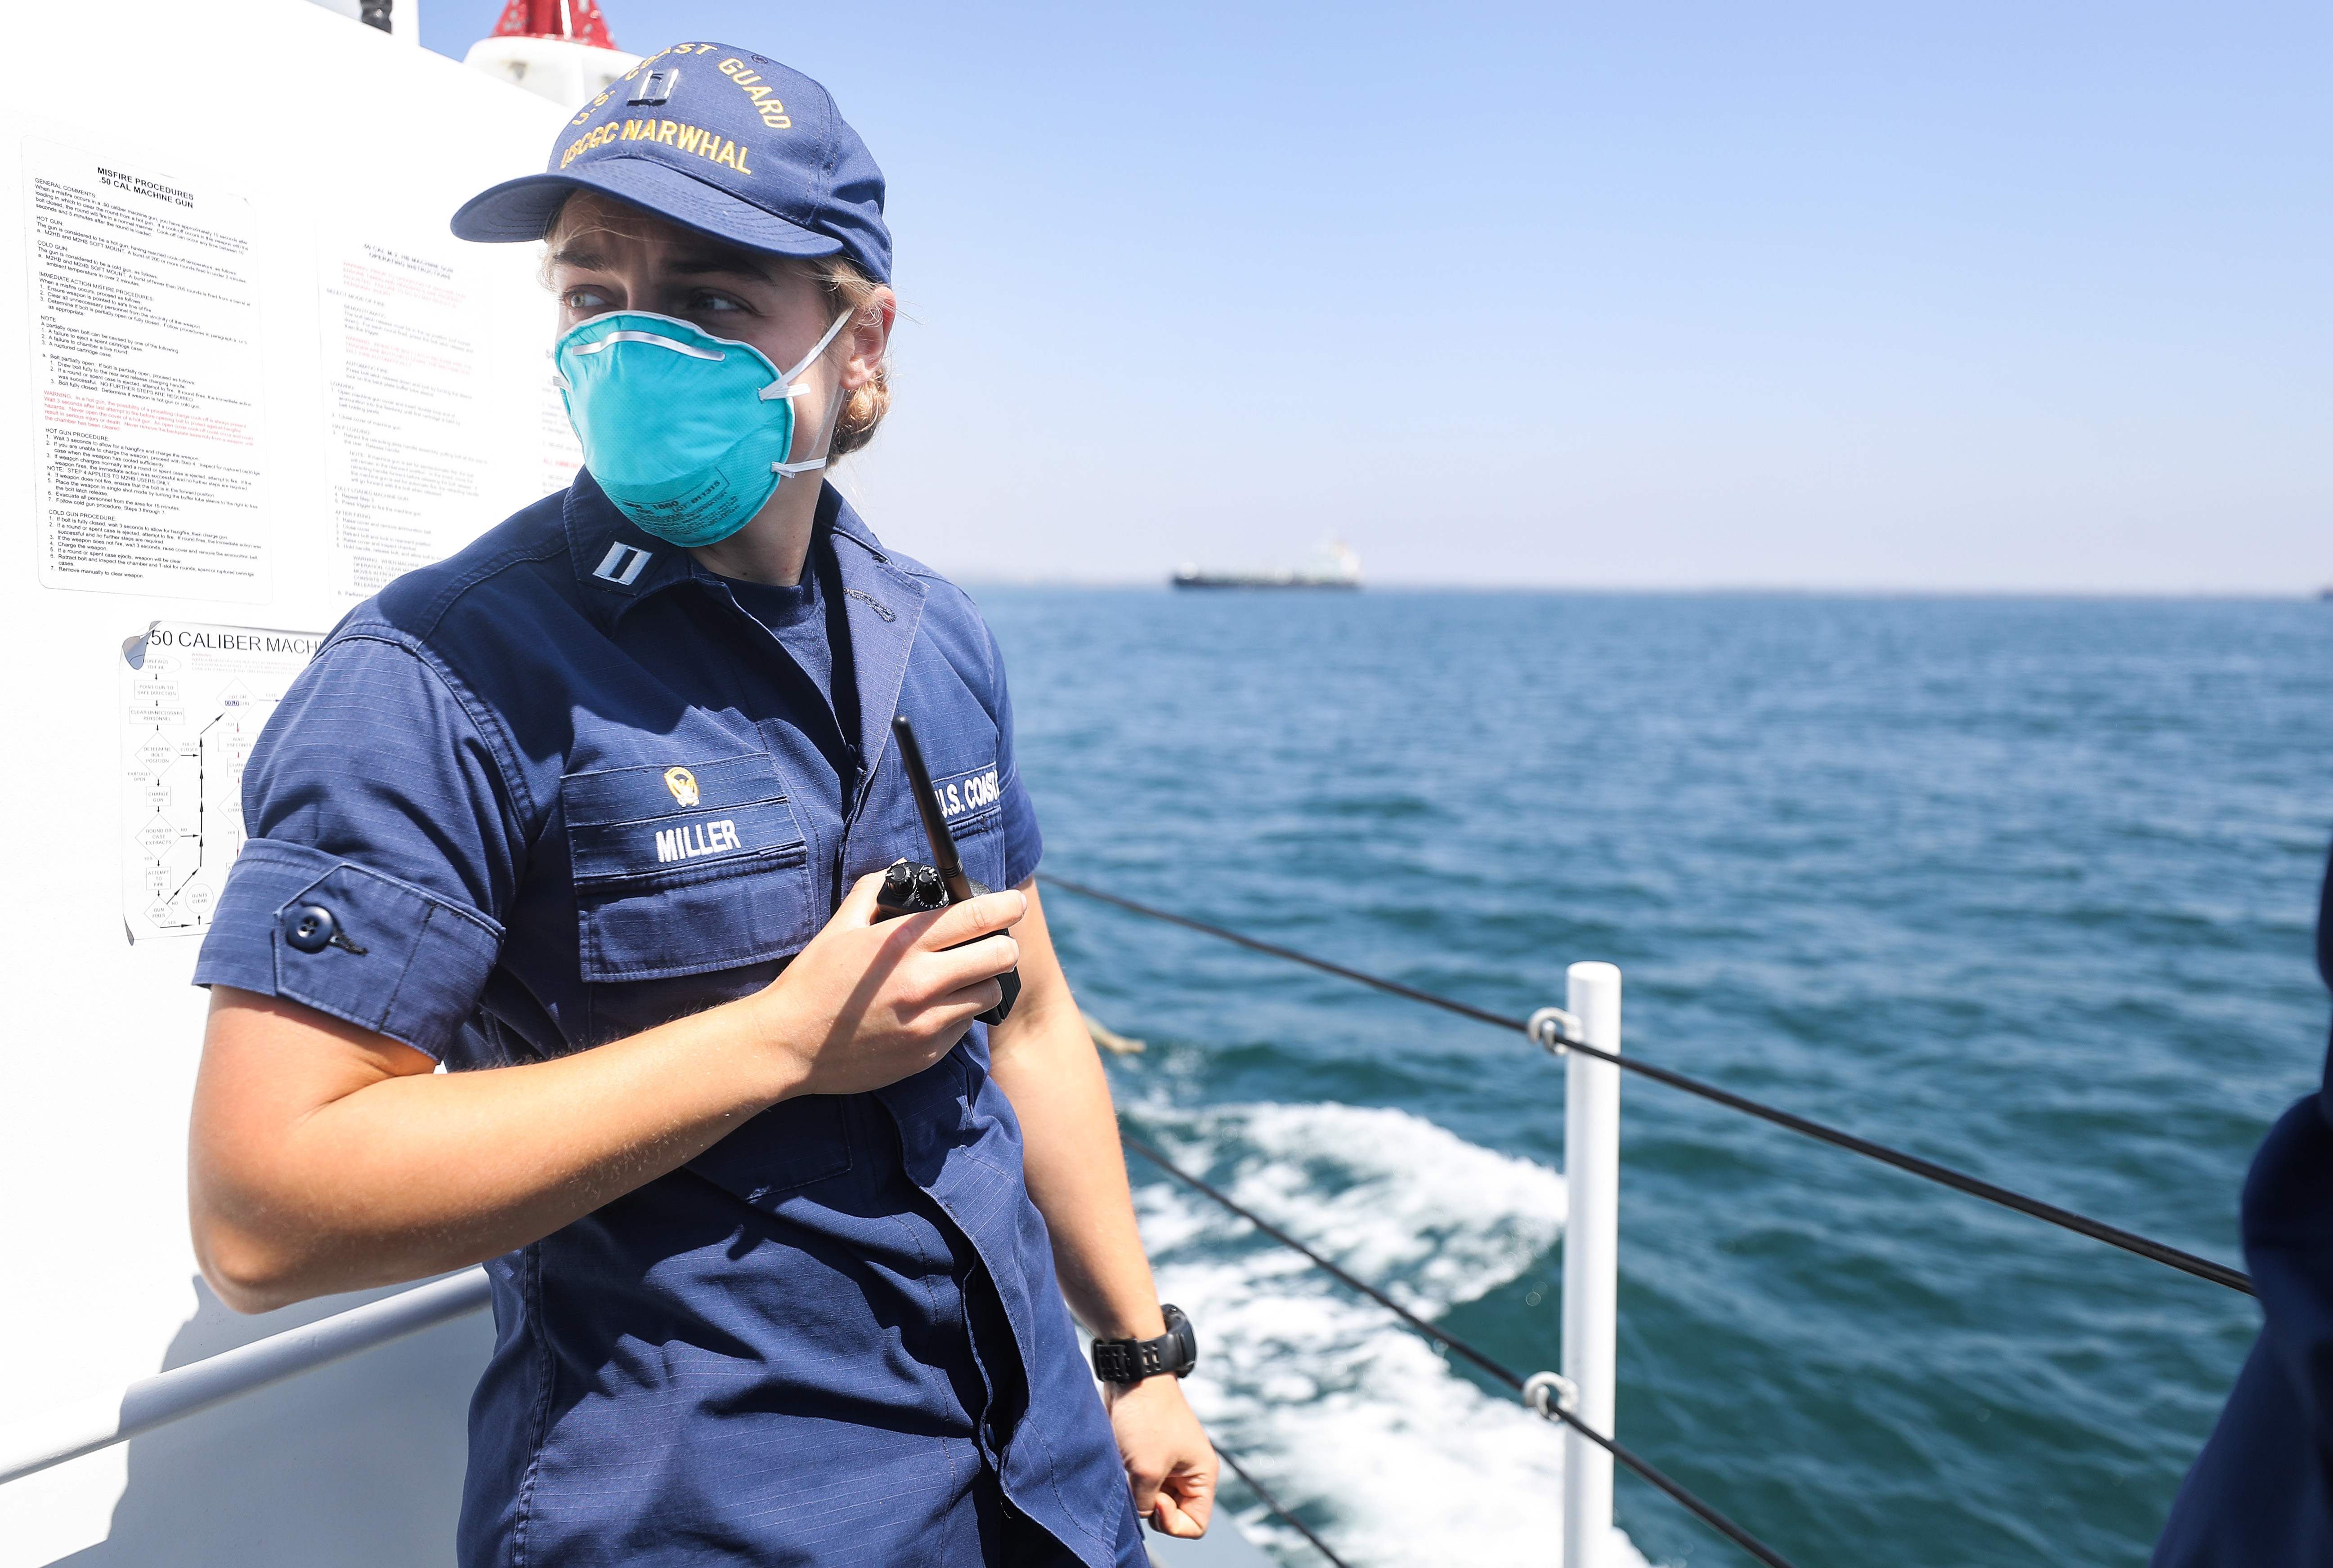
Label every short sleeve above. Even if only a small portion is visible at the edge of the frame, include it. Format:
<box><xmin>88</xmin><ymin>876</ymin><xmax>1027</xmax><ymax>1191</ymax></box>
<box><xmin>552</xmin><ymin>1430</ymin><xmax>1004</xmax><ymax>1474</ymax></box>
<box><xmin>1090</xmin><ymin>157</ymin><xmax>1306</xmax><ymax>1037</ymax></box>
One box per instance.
<box><xmin>984</xmin><ymin>622</ymin><xmax>1043</xmax><ymax>887</ymax></box>
<box><xmin>193</xmin><ymin>632</ymin><xmax>524</xmax><ymax>1058</ymax></box>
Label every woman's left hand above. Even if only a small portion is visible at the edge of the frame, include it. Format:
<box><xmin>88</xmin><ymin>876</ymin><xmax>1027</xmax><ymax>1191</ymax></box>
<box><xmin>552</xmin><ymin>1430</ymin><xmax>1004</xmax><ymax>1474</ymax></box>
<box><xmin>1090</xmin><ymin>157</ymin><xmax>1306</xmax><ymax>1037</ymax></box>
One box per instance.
<box><xmin>1106</xmin><ymin>1375</ymin><xmax>1218</xmax><ymax>1537</ymax></box>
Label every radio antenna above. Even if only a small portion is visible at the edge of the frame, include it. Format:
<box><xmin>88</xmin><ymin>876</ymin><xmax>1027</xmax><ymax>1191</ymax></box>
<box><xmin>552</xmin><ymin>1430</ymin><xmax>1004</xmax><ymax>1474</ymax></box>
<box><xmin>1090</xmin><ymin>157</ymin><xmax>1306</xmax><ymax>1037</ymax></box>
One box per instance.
<box><xmin>890</xmin><ymin>715</ymin><xmax>974</xmax><ymax>904</ymax></box>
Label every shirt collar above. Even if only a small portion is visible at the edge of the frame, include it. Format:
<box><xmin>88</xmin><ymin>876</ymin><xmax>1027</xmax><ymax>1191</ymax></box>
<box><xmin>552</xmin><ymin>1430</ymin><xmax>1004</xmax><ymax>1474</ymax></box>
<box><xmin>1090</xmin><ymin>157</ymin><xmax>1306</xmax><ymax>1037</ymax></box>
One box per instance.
<box><xmin>562</xmin><ymin>473</ymin><xmax>889</xmax><ymax>627</ymax></box>
<box><xmin>821</xmin><ymin>491</ymin><xmax>929</xmax><ymax>786</ymax></box>
<box><xmin>562</xmin><ymin>469</ymin><xmax>698</xmax><ymax>628</ymax></box>
<box><xmin>560</xmin><ymin>473</ymin><xmax>929</xmax><ymax>726</ymax></box>
<box><xmin>561</xmin><ymin>468</ymin><xmax>935</xmax><ymax>801</ymax></box>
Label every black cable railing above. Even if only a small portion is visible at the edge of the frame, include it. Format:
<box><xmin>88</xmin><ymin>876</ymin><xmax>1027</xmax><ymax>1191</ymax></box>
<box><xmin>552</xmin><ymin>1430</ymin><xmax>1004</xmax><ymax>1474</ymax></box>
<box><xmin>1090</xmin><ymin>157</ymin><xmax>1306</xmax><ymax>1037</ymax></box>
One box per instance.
<box><xmin>1210</xmin><ymin>1438</ymin><xmax>1355</xmax><ymax>1568</ymax></box>
<box><xmin>1125</xmin><ymin>1134</ymin><xmax>1799</xmax><ymax>1568</ymax></box>
<box><xmin>1043</xmin><ymin>874</ymin><xmax>2252</xmax><ymax>1297</ymax></box>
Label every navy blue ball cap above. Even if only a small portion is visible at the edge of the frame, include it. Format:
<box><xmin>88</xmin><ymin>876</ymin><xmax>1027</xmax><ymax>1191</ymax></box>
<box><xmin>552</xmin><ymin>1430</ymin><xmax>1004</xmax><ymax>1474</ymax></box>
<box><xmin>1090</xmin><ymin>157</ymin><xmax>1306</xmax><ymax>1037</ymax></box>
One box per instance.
<box><xmin>452</xmin><ymin>42</ymin><xmax>891</xmax><ymax>284</ymax></box>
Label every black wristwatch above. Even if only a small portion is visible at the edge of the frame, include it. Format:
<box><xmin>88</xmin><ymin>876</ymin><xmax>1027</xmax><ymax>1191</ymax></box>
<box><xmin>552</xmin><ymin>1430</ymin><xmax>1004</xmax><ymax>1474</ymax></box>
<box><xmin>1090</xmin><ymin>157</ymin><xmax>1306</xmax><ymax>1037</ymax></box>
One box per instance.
<box><xmin>1091</xmin><ymin>1304</ymin><xmax>1197</xmax><ymax>1385</ymax></box>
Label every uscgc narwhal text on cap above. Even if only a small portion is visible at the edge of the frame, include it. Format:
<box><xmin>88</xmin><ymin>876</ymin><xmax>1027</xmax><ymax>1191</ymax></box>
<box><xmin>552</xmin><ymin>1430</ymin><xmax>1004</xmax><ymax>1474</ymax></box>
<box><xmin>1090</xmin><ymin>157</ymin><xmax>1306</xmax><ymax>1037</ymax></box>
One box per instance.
<box><xmin>450</xmin><ymin>42</ymin><xmax>891</xmax><ymax>284</ymax></box>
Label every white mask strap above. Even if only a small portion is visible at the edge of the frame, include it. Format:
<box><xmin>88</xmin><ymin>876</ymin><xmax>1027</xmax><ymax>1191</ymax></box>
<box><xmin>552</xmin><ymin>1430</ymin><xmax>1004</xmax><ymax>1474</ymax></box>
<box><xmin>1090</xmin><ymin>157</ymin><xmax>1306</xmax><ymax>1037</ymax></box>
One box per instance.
<box><xmin>766</xmin><ymin>310</ymin><xmax>857</xmax><ymax>474</ymax></box>
<box><xmin>758</xmin><ymin>308</ymin><xmax>856</xmax><ymax>401</ymax></box>
<box><xmin>787</xmin><ymin>308</ymin><xmax>857</xmax><ymax>381</ymax></box>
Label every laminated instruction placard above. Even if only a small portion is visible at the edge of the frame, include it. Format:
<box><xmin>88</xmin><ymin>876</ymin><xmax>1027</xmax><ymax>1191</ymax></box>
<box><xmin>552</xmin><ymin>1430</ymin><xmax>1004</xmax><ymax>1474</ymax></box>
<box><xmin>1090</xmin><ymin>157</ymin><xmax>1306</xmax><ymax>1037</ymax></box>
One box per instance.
<box><xmin>120</xmin><ymin>620</ymin><xmax>320</xmax><ymax>942</ymax></box>
<box><xmin>25</xmin><ymin>141</ymin><xmax>266</xmax><ymax>600</ymax></box>
<box><xmin>316</xmin><ymin>231</ymin><xmax>493</xmax><ymax>599</ymax></box>
<box><xmin>313</xmin><ymin>229</ymin><xmax>585</xmax><ymax>598</ymax></box>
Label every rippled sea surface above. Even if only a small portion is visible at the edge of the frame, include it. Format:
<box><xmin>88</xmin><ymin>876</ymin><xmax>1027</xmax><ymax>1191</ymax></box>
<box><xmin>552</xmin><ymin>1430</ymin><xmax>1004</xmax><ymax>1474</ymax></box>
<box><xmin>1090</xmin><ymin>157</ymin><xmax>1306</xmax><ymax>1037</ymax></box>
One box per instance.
<box><xmin>978</xmin><ymin>589</ymin><xmax>2333</xmax><ymax>1568</ymax></box>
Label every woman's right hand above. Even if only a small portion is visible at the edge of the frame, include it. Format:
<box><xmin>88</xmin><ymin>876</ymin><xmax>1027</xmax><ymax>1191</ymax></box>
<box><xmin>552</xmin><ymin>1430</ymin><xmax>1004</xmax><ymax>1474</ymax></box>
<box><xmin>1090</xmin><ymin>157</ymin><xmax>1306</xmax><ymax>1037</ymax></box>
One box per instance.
<box><xmin>753</xmin><ymin>870</ymin><xmax>1024</xmax><ymax>1098</ymax></box>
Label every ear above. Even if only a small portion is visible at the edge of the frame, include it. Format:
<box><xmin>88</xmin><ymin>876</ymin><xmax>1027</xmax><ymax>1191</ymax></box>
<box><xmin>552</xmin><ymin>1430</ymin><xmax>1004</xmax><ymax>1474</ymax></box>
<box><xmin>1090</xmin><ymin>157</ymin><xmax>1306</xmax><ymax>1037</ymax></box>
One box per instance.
<box><xmin>839</xmin><ymin>286</ymin><xmax>898</xmax><ymax>393</ymax></box>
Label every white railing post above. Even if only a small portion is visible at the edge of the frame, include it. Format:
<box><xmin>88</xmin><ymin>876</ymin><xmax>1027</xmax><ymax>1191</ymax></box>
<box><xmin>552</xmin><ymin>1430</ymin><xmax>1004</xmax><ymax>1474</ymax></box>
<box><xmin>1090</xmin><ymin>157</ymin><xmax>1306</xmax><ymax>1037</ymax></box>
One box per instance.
<box><xmin>1562</xmin><ymin>961</ymin><xmax>1621</xmax><ymax>1568</ymax></box>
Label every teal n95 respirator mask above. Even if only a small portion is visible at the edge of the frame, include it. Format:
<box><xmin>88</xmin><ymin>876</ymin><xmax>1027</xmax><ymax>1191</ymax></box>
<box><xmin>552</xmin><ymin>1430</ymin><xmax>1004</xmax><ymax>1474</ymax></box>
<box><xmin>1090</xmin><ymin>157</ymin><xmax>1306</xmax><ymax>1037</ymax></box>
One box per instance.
<box><xmin>552</xmin><ymin>308</ymin><xmax>853</xmax><ymax>549</ymax></box>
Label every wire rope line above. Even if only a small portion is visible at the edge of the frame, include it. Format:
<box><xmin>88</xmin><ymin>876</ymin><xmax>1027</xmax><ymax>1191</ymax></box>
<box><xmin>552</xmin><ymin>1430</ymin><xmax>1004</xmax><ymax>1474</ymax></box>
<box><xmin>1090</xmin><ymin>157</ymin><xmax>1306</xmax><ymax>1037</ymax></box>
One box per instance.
<box><xmin>1048</xmin><ymin>875</ymin><xmax>2252</xmax><ymax>1297</ymax></box>
<box><xmin>1207</xmin><ymin>1438</ymin><xmax>1356</xmax><ymax>1568</ymax></box>
<box><xmin>1122</xmin><ymin>1134</ymin><xmax>1801</xmax><ymax>1568</ymax></box>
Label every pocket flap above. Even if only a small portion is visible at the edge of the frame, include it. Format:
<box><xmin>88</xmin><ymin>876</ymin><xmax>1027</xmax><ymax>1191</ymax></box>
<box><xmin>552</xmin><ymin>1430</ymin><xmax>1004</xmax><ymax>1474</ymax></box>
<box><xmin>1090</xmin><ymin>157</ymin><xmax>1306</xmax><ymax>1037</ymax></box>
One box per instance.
<box><xmin>562</xmin><ymin>754</ymin><xmax>802</xmax><ymax>883</ymax></box>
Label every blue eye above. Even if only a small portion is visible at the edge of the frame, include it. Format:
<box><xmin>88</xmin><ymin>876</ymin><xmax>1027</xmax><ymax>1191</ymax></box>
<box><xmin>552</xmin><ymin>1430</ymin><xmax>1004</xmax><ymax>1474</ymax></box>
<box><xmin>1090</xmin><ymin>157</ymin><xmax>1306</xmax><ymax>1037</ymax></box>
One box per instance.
<box><xmin>565</xmin><ymin>287</ymin><xmax>613</xmax><ymax>313</ymax></box>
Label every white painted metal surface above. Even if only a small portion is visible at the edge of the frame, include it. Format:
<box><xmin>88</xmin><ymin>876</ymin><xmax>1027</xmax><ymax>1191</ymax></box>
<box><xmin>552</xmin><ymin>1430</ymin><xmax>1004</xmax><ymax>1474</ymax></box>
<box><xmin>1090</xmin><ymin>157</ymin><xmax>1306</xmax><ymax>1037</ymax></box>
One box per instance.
<box><xmin>0</xmin><ymin>7</ymin><xmax>571</xmax><ymax>1560</ymax></box>
<box><xmin>463</xmin><ymin>34</ymin><xmax>641</xmax><ymax>108</ymax></box>
<box><xmin>1561</xmin><ymin>962</ymin><xmax>1622</xmax><ymax>1568</ymax></box>
<box><xmin>0</xmin><ymin>1271</ymin><xmax>490</xmax><ymax>1489</ymax></box>
<box><xmin>303</xmin><ymin>0</ymin><xmax>423</xmax><ymax>45</ymax></box>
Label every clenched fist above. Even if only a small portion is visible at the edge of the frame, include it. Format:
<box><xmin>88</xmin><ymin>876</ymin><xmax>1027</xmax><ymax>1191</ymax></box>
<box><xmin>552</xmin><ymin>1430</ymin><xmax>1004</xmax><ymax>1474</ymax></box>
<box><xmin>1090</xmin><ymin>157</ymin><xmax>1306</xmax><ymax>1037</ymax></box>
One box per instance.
<box><xmin>752</xmin><ymin>870</ymin><xmax>1023</xmax><ymax>1097</ymax></box>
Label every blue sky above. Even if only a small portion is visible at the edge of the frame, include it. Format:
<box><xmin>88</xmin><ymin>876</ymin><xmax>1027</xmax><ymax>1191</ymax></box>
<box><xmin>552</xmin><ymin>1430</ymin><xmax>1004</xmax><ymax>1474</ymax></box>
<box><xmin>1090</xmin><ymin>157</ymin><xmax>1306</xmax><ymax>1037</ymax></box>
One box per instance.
<box><xmin>422</xmin><ymin>2</ymin><xmax>2328</xmax><ymax>590</ymax></box>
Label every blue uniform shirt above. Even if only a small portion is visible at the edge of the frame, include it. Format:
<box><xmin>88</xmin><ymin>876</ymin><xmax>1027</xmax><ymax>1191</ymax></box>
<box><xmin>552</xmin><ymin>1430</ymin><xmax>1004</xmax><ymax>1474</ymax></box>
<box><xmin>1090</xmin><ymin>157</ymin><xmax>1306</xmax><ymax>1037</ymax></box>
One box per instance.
<box><xmin>194</xmin><ymin>476</ymin><xmax>1145</xmax><ymax>1568</ymax></box>
<box><xmin>725</xmin><ymin>539</ymin><xmax>860</xmax><ymax>795</ymax></box>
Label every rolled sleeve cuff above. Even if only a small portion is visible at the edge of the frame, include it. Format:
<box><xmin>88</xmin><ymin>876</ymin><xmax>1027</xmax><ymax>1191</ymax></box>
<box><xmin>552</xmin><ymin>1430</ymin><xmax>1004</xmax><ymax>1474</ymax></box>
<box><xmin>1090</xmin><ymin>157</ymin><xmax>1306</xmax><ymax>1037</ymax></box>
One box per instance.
<box><xmin>193</xmin><ymin>840</ymin><xmax>504</xmax><ymax>1060</ymax></box>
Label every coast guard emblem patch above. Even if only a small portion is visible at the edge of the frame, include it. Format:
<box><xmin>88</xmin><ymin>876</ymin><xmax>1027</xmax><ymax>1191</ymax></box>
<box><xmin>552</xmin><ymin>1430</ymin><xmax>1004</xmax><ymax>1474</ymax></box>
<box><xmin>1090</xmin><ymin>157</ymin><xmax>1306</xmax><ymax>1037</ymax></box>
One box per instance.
<box><xmin>664</xmin><ymin>767</ymin><xmax>700</xmax><ymax>807</ymax></box>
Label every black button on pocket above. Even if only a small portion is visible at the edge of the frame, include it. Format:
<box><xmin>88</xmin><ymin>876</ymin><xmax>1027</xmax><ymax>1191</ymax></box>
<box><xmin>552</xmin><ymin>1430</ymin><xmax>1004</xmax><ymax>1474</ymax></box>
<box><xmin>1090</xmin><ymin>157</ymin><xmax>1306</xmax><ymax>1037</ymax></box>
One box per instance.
<box><xmin>282</xmin><ymin>904</ymin><xmax>337</xmax><ymax>953</ymax></box>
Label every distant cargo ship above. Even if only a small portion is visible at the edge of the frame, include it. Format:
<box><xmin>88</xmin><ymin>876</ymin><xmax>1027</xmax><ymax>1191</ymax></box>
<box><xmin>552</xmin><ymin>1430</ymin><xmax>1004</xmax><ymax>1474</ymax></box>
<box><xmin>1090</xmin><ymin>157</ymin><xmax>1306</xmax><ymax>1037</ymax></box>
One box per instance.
<box><xmin>1172</xmin><ymin>539</ymin><xmax>1362</xmax><ymax>590</ymax></box>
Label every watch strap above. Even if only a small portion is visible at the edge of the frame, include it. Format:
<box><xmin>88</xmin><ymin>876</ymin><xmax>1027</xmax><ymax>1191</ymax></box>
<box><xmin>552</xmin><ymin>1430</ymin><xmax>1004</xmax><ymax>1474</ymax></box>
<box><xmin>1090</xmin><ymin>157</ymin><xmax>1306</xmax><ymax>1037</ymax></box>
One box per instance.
<box><xmin>1090</xmin><ymin>1304</ymin><xmax>1196</xmax><ymax>1385</ymax></box>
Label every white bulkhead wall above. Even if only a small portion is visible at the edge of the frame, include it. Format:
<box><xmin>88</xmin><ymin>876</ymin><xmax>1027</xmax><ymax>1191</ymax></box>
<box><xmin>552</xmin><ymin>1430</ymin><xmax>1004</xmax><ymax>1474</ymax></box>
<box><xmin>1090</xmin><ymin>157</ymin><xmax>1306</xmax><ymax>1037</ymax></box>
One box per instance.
<box><xmin>0</xmin><ymin>1</ymin><xmax>579</xmax><ymax>1560</ymax></box>
<box><xmin>304</xmin><ymin>0</ymin><xmax>423</xmax><ymax>46</ymax></box>
<box><xmin>467</xmin><ymin>35</ymin><xmax>644</xmax><ymax>107</ymax></box>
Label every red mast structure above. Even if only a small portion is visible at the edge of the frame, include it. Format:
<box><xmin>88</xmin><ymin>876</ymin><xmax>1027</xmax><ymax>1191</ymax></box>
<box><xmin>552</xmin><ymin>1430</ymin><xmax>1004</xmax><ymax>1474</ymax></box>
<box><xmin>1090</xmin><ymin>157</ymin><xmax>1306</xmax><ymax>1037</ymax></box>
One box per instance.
<box><xmin>490</xmin><ymin>0</ymin><xmax>618</xmax><ymax>50</ymax></box>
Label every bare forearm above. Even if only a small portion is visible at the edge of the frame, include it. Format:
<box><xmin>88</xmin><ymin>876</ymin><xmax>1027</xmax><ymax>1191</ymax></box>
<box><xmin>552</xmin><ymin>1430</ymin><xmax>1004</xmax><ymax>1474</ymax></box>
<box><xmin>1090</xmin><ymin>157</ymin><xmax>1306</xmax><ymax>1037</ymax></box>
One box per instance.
<box><xmin>987</xmin><ymin>929</ymin><xmax>1220</xmax><ymax>1539</ymax></box>
<box><xmin>193</xmin><ymin>988</ymin><xmax>797</xmax><ymax>1307</ymax></box>
<box><xmin>988</xmin><ymin>891</ymin><xmax>1165</xmax><ymax>1342</ymax></box>
<box><xmin>193</xmin><ymin>878</ymin><xmax>1019</xmax><ymax>1313</ymax></box>
<box><xmin>995</xmin><ymin>1023</ymin><xmax>1163</xmax><ymax>1338</ymax></box>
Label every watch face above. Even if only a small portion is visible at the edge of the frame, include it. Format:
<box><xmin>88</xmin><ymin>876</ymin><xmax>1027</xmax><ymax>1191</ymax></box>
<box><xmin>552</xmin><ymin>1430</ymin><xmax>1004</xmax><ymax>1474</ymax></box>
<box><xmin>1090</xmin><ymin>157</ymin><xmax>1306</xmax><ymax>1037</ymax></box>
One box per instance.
<box><xmin>1162</xmin><ymin>1304</ymin><xmax>1198</xmax><ymax>1376</ymax></box>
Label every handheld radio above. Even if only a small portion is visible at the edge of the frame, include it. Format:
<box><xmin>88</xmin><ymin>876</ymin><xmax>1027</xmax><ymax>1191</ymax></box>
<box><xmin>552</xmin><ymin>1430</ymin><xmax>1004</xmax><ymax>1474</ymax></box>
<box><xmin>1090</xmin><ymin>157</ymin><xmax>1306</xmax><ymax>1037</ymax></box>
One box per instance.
<box><xmin>872</xmin><ymin>715</ymin><xmax>1021</xmax><ymax>1027</ymax></box>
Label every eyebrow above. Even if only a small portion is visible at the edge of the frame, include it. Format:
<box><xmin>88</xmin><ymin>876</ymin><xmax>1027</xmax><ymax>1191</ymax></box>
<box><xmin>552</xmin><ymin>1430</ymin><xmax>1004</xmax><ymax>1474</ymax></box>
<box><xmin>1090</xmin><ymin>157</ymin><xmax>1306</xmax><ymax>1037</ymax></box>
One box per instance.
<box><xmin>547</xmin><ymin>241</ymin><xmax>777</xmax><ymax>286</ymax></box>
<box><xmin>667</xmin><ymin>250</ymin><xmax>780</xmax><ymax>283</ymax></box>
<box><xmin>546</xmin><ymin>241</ymin><xmax>612</xmax><ymax>273</ymax></box>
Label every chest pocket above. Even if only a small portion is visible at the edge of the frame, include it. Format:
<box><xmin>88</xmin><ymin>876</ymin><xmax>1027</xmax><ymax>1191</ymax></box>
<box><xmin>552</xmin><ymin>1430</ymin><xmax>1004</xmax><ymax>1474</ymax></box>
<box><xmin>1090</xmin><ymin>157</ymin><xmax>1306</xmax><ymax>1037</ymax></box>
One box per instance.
<box><xmin>562</xmin><ymin>753</ymin><xmax>815</xmax><ymax>983</ymax></box>
<box><xmin>685</xmin><ymin>1094</ymin><xmax>855</xmax><ymax>1209</ymax></box>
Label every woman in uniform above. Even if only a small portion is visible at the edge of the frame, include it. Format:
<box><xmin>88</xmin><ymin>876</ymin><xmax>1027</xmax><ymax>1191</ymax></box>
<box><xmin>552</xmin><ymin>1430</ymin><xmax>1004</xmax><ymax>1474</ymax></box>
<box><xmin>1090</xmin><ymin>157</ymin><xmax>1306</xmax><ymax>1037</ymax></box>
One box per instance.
<box><xmin>184</xmin><ymin>41</ymin><xmax>1214</xmax><ymax>1568</ymax></box>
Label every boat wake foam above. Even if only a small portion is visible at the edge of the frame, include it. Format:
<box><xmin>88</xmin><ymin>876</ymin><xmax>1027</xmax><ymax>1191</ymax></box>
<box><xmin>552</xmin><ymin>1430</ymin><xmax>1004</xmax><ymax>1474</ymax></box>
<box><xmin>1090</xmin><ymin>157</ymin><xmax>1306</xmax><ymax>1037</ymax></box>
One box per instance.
<box><xmin>1127</xmin><ymin>1099</ymin><xmax>1652</xmax><ymax>1567</ymax></box>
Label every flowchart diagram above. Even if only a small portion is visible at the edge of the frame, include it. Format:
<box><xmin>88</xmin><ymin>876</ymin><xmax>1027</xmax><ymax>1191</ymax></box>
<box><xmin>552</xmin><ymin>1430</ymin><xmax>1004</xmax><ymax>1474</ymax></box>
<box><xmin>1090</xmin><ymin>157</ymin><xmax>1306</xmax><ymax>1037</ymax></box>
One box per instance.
<box><xmin>120</xmin><ymin>620</ymin><xmax>320</xmax><ymax>941</ymax></box>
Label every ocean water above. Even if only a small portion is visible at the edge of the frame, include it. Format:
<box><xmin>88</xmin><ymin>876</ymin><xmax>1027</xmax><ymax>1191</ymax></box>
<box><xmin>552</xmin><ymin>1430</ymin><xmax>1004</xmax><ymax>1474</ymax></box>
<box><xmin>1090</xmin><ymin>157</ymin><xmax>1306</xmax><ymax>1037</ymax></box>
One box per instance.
<box><xmin>976</xmin><ymin>589</ymin><xmax>2333</xmax><ymax>1568</ymax></box>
